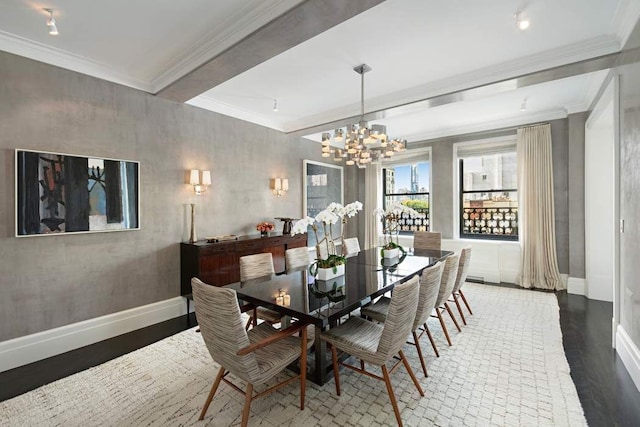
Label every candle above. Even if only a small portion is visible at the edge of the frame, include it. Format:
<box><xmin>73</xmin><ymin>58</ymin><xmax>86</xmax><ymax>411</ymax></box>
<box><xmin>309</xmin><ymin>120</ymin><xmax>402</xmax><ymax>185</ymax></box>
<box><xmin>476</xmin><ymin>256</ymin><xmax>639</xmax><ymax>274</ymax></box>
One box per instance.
<box><xmin>283</xmin><ymin>294</ymin><xmax>291</xmax><ymax>307</ymax></box>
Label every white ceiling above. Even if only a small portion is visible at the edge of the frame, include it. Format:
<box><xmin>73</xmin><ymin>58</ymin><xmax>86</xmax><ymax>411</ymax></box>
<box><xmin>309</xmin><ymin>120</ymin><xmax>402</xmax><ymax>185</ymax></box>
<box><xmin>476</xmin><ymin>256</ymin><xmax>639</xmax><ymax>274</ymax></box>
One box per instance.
<box><xmin>1</xmin><ymin>0</ymin><xmax>639</xmax><ymax>144</ymax></box>
<box><xmin>0</xmin><ymin>0</ymin><xmax>305</xmax><ymax>91</ymax></box>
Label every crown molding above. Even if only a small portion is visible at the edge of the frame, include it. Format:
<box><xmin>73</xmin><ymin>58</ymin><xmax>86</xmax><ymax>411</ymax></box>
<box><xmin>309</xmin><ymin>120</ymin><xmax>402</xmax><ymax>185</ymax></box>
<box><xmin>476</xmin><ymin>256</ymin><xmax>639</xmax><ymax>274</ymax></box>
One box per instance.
<box><xmin>0</xmin><ymin>0</ymin><xmax>303</xmax><ymax>95</ymax></box>
<box><xmin>187</xmin><ymin>95</ymin><xmax>284</xmax><ymax>131</ymax></box>
<box><xmin>282</xmin><ymin>35</ymin><xmax>621</xmax><ymax>133</ymax></box>
<box><xmin>612</xmin><ymin>0</ymin><xmax>640</xmax><ymax>47</ymax></box>
<box><xmin>0</xmin><ymin>30</ymin><xmax>152</xmax><ymax>92</ymax></box>
<box><xmin>404</xmin><ymin>108</ymin><xmax>568</xmax><ymax>143</ymax></box>
<box><xmin>150</xmin><ymin>0</ymin><xmax>303</xmax><ymax>93</ymax></box>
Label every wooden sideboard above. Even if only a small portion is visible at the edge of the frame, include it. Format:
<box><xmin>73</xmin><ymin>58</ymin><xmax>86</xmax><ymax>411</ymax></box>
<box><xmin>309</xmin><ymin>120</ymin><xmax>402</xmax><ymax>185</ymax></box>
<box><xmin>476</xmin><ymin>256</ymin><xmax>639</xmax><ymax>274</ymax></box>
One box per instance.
<box><xmin>180</xmin><ymin>232</ymin><xmax>308</xmax><ymax>295</ymax></box>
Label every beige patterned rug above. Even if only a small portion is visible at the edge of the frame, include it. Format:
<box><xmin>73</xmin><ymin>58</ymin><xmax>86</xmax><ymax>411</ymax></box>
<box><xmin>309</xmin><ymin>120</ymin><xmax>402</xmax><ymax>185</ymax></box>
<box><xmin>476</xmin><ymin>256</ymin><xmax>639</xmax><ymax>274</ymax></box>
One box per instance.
<box><xmin>0</xmin><ymin>284</ymin><xmax>586</xmax><ymax>426</ymax></box>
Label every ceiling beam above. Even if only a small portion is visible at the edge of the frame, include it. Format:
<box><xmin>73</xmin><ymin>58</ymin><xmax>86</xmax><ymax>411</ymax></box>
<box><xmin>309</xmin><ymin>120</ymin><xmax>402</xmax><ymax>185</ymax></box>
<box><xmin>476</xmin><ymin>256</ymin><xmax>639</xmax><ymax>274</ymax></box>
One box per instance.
<box><xmin>155</xmin><ymin>0</ymin><xmax>387</xmax><ymax>103</ymax></box>
<box><xmin>286</xmin><ymin>49</ymin><xmax>633</xmax><ymax>139</ymax></box>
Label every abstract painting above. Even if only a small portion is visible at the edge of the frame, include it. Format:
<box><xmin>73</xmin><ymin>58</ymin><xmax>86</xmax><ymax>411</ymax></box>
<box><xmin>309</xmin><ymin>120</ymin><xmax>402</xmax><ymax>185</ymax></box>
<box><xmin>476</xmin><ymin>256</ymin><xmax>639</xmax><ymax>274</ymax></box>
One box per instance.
<box><xmin>16</xmin><ymin>149</ymin><xmax>139</xmax><ymax>236</ymax></box>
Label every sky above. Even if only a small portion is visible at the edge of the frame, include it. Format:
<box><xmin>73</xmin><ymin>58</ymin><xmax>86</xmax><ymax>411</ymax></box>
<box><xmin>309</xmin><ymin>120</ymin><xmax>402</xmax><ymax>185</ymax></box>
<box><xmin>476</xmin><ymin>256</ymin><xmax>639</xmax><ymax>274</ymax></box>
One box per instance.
<box><xmin>391</xmin><ymin>162</ymin><xmax>430</xmax><ymax>192</ymax></box>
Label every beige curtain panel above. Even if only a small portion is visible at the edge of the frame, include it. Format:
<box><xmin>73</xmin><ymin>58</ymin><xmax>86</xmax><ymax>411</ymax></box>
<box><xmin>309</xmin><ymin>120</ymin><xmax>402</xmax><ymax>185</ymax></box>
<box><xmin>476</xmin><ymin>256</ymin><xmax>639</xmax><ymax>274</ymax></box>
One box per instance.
<box><xmin>517</xmin><ymin>124</ymin><xmax>563</xmax><ymax>290</ymax></box>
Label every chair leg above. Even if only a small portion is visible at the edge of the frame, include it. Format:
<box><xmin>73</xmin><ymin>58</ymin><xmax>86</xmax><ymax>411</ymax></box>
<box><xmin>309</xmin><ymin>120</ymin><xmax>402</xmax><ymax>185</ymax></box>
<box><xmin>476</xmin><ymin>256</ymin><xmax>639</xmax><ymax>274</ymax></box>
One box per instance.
<box><xmin>382</xmin><ymin>364</ymin><xmax>403</xmax><ymax>427</ymax></box>
<box><xmin>423</xmin><ymin>323</ymin><xmax>440</xmax><ymax>357</ymax></box>
<box><xmin>436</xmin><ymin>309</ymin><xmax>452</xmax><ymax>346</ymax></box>
<box><xmin>453</xmin><ymin>293</ymin><xmax>467</xmax><ymax>325</ymax></box>
<box><xmin>199</xmin><ymin>368</ymin><xmax>225</xmax><ymax>421</ymax></box>
<box><xmin>252</xmin><ymin>308</ymin><xmax>258</xmax><ymax>326</ymax></box>
<box><xmin>459</xmin><ymin>289</ymin><xmax>473</xmax><ymax>314</ymax></box>
<box><xmin>300</xmin><ymin>327</ymin><xmax>307</xmax><ymax>410</ymax></box>
<box><xmin>399</xmin><ymin>350</ymin><xmax>424</xmax><ymax>397</ymax></box>
<box><xmin>245</xmin><ymin>317</ymin><xmax>252</xmax><ymax>331</ymax></box>
<box><xmin>330</xmin><ymin>343</ymin><xmax>341</xmax><ymax>396</ymax></box>
<box><xmin>444</xmin><ymin>302</ymin><xmax>462</xmax><ymax>332</ymax></box>
<box><xmin>412</xmin><ymin>331</ymin><xmax>428</xmax><ymax>377</ymax></box>
<box><xmin>241</xmin><ymin>383</ymin><xmax>254</xmax><ymax>427</ymax></box>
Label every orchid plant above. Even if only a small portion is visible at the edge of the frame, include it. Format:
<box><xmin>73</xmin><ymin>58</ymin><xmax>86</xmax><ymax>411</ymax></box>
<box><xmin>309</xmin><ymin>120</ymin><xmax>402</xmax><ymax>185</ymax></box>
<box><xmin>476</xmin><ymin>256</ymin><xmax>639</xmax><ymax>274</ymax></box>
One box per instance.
<box><xmin>373</xmin><ymin>202</ymin><xmax>425</xmax><ymax>252</ymax></box>
<box><xmin>292</xmin><ymin>201</ymin><xmax>363</xmax><ymax>272</ymax></box>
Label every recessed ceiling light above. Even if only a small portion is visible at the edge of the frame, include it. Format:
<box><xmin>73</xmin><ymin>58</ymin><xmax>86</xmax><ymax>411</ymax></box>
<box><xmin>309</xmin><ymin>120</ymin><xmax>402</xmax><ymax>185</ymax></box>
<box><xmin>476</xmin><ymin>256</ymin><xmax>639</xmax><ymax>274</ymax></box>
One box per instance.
<box><xmin>514</xmin><ymin>12</ymin><xmax>530</xmax><ymax>30</ymax></box>
<box><xmin>43</xmin><ymin>8</ymin><xmax>59</xmax><ymax>35</ymax></box>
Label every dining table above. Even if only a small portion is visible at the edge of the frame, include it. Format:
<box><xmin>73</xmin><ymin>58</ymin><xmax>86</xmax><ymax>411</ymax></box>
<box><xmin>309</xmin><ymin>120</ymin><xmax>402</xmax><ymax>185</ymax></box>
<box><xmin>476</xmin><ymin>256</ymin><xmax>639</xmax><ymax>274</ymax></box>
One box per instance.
<box><xmin>224</xmin><ymin>247</ymin><xmax>452</xmax><ymax>385</ymax></box>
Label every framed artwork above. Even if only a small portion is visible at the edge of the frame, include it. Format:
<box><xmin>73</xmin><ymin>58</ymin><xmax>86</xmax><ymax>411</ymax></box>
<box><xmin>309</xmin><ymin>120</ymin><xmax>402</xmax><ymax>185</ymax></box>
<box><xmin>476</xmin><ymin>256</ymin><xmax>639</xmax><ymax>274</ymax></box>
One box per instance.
<box><xmin>302</xmin><ymin>160</ymin><xmax>344</xmax><ymax>248</ymax></box>
<box><xmin>15</xmin><ymin>149</ymin><xmax>140</xmax><ymax>237</ymax></box>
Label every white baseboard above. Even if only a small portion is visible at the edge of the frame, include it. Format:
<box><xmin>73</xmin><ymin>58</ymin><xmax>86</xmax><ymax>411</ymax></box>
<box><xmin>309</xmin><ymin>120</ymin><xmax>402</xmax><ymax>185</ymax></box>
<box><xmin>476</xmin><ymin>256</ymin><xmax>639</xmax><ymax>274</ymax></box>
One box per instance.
<box><xmin>567</xmin><ymin>277</ymin><xmax>586</xmax><ymax>295</ymax></box>
<box><xmin>0</xmin><ymin>296</ymin><xmax>188</xmax><ymax>373</ymax></box>
<box><xmin>616</xmin><ymin>325</ymin><xmax>640</xmax><ymax>392</ymax></box>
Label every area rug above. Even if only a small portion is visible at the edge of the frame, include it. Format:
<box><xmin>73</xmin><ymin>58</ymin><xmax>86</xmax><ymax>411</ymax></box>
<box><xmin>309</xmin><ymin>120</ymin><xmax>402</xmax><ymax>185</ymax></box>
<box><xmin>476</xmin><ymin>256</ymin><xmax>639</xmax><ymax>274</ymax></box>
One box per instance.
<box><xmin>0</xmin><ymin>284</ymin><xmax>586</xmax><ymax>426</ymax></box>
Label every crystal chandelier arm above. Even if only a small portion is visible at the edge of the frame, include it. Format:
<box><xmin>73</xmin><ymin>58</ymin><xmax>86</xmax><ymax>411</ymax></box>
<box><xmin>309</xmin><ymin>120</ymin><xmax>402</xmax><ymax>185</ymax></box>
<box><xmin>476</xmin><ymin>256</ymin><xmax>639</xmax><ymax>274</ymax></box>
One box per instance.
<box><xmin>321</xmin><ymin>63</ymin><xmax>404</xmax><ymax>167</ymax></box>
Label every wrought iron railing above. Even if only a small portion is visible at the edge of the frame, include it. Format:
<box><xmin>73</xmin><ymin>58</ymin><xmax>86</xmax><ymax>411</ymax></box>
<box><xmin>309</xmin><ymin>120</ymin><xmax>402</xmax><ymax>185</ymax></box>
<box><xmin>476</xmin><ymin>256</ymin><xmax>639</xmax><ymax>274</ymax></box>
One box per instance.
<box><xmin>397</xmin><ymin>207</ymin><xmax>430</xmax><ymax>232</ymax></box>
<box><xmin>461</xmin><ymin>207</ymin><xmax>518</xmax><ymax>240</ymax></box>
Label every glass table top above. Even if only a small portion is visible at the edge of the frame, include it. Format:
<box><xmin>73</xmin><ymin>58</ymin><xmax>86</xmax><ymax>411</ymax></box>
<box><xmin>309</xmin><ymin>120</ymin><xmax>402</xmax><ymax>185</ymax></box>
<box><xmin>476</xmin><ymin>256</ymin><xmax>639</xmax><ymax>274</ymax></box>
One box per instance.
<box><xmin>225</xmin><ymin>248</ymin><xmax>452</xmax><ymax>326</ymax></box>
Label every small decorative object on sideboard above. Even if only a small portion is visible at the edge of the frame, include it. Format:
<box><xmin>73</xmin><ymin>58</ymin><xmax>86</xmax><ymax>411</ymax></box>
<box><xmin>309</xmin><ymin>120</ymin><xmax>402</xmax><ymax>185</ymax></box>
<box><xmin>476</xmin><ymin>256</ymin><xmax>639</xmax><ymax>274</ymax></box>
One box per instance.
<box><xmin>275</xmin><ymin>217</ymin><xmax>296</xmax><ymax>234</ymax></box>
<box><xmin>256</xmin><ymin>221</ymin><xmax>275</xmax><ymax>237</ymax></box>
<box><xmin>206</xmin><ymin>234</ymin><xmax>238</xmax><ymax>243</ymax></box>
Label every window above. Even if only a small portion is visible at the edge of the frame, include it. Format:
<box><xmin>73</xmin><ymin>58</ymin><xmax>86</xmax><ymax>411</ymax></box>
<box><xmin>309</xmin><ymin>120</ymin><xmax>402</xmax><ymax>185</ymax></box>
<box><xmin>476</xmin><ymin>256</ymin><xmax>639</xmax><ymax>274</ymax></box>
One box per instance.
<box><xmin>458</xmin><ymin>141</ymin><xmax>518</xmax><ymax>240</ymax></box>
<box><xmin>383</xmin><ymin>161</ymin><xmax>430</xmax><ymax>233</ymax></box>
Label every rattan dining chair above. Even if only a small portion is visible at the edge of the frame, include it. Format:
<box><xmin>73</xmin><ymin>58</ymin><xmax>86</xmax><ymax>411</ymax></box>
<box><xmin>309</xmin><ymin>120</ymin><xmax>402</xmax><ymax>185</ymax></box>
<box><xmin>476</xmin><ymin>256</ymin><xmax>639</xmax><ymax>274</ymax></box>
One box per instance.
<box><xmin>191</xmin><ymin>278</ymin><xmax>308</xmax><ymax>427</ymax></box>
<box><xmin>432</xmin><ymin>252</ymin><xmax>461</xmax><ymax>346</ymax></box>
<box><xmin>413</xmin><ymin>231</ymin><xmax>442</xmax><ymax>251</ymax></box>
<box><xmin>361</xmin><ymin>261</ymin><xmax>445</xmax><ymax>377</ymax></box>
<box><xmin>343</xmin><ymin>237</ymin><xmax>361</xmax><ymax>258</ymax></box>
<box><xmin>449</xmin><ymin>246</ymin><xmax>473</xmax><ymax>325</ymax></box>
<box><xmin>321</xmin><ymin>276</ymin><xmax>424</xmax><ymax>427</ymax></box>
<box><xmin>285</xmin><ymin>247</ymin><xmax>311</xmax><ymax>274</ymax></box>
<box><xmin>239</xmin><ymin>253</ymin><xmax>282</xmax><ymax>330</ymax></box>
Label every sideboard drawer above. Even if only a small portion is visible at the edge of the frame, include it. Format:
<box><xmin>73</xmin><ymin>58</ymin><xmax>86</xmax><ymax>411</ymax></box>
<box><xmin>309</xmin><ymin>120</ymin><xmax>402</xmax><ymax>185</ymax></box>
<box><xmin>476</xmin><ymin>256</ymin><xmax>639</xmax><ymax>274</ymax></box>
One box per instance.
<box><xmin>180</xmin><ymin>233</ymin><xmax>308</xmax><ymax>295</ymax></box>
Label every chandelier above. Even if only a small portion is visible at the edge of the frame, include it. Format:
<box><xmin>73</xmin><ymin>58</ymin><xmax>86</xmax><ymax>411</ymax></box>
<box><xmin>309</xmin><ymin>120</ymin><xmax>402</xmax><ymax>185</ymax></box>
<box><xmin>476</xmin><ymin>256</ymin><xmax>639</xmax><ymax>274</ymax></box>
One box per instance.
<box><xmin>321</xmin><ymin>64</ymin><xmax>406</xmax><ymax>167</ymax></box>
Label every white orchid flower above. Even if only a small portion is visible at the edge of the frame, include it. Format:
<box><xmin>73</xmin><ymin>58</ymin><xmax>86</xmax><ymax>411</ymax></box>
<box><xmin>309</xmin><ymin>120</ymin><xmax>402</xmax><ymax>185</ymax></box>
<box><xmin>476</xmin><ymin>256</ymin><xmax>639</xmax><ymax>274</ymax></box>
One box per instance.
<box><xmin>326</xmin><ymin>202</ymin><xmax>344</xmax><ymax>216</ymax></box>
<box><xmin>291</xmin><ymin>216</ymin><xmax>316</xmax><ymax>235</ymax></box>
<box><xmin>343</xmin><ymin>201</ymin><xmax>363</xmax><ymax>217</ymax></box>
<box><xmin>316</xmin><ymin>210</ymin><xmax>339</xmax><ymax>225</ymax></box>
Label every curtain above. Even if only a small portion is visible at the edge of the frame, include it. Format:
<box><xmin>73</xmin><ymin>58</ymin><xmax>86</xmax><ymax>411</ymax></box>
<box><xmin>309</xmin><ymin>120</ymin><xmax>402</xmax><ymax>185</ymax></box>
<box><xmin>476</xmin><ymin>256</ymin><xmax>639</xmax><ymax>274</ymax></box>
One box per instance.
<box><xmin>364</xmin><ymin>162</ymin><xmax>382</xmax><ymax>249</ymax></box>
<box><xmin>517</xmin><ymin>124</ymin><xmax>563</xmax><ymax>290</ymax></box>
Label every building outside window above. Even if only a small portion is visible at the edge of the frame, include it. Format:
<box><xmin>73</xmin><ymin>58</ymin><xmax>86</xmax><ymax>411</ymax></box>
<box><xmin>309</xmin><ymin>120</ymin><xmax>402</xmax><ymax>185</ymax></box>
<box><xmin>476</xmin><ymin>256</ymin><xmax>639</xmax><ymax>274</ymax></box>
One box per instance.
<box><xmin>458</xmin><ymin>140</ymin><xmax>518</xmax><ymax>240</ymax></box>
<box><xmin>382</xmin><ymin>161</ymin><xmax>430</xmax><ymax>233</ymax></box>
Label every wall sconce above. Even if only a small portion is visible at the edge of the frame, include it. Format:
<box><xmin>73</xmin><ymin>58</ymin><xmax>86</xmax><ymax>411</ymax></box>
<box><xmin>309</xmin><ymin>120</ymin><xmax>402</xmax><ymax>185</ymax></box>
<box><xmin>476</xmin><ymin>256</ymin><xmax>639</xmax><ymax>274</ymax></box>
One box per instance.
<box><xmin>190</xmin><ymin>169</ymin><xmax>211</xmax><ymax>195</ymax></box>
<box><xmin>271</xmin><ymin>178</ymin><xmax>289</xmax><ymax>197</ymax></box>
<box><xmin>275</xmin><ymin>289</ymin><xmax>291</xmax><ymax>306</ymax></box>
<box><xmin>44</xmin><ymin>9</ymin><xmax>59</xmax><ymax>35</ymax></box>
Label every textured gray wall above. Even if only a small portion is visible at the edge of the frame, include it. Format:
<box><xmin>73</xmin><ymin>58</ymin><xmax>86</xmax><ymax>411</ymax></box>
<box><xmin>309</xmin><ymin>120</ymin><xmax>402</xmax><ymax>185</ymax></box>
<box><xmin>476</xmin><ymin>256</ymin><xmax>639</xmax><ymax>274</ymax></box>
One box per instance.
<box><xmin>430</xmin><ymin>141</ymin><xmax>454</xmax><ymax>238</ymax></box>
<box><xmin>617</xmin><ymin>61</ymin><xmax>640</xmax><ymax>348</ymax></box>
<box><xmin>409</xmin><ymin>119</ymin><xmax>572</xmax><ymax>274</ymax></box>
<box><xmin>0</xmin><ymin>51</ymin><xmax>323</xmax><ymax>341</ymax></box>
<box><xmin>568</xmin><ymin>112</ymin><xmax>588</xmax><ymax>278</ymax></box>
<box><xmin>550</xmin><ymin>119</ymin><xmax>569</xmax><ymax>275</ymax></box>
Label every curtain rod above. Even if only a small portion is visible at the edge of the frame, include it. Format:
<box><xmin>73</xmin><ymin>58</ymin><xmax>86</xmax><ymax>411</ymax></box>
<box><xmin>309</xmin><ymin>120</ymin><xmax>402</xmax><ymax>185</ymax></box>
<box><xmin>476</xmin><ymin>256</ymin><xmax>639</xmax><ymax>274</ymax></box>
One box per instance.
<box><xmin>517</xmin><ymin>122</ymin><xmax>550</xmax><ymax>130</ymax></box>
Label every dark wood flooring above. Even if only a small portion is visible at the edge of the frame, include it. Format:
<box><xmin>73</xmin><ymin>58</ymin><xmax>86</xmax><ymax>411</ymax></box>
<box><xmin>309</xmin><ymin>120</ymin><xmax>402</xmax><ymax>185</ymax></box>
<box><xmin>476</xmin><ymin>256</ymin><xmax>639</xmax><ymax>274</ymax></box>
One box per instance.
<box><xmin>1</xmin><ymin>289</ymin><xmax>640</xmax><ymax>426</ymax></box>
<box><xmin>0</xmin><ymin>313</ymin><xmax>197</xmax><ymax>402</ymax></box>
<box><xmin>557</xmin><ymin>291</ymin><xmax>640</xmax><ymax>426</ymax></box>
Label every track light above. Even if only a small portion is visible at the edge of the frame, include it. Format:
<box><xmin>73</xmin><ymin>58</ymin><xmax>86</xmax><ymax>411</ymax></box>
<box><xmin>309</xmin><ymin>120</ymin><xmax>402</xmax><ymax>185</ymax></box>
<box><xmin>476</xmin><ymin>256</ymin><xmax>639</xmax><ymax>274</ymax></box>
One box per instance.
<box><xmin>44</xmin><ymin>9</ymin><xmax>59</xmax><ymax>35</ymax></box>
<box><xmin>514</xmin><ymin>12</ymin><xmax>530</xmax><ymax>30</ymax></box>
<box><xmin>521</xmin><ymin>98</ymin><xmax>528</xmax><ymax>112</ymax></box>
<box><xmin>273</xmin><ymin>99</ymin><xmax>278</xmax><ymax>112</ymax></box>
